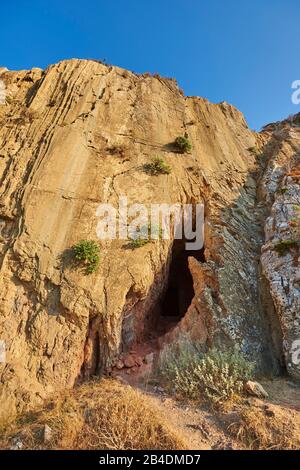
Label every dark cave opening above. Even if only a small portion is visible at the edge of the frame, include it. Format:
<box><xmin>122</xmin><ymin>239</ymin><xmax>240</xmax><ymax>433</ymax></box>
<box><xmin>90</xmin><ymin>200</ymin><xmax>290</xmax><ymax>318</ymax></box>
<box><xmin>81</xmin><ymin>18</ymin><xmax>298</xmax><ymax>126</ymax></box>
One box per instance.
<box><xmin>121</xmin><ymin>236</ymin><xmax>206</xmax><ymax>351</ymax></box>
<box><xmin>156</xmin><ymin>238</ymin><xmax>205</xmax><ymax>334</ymax></box>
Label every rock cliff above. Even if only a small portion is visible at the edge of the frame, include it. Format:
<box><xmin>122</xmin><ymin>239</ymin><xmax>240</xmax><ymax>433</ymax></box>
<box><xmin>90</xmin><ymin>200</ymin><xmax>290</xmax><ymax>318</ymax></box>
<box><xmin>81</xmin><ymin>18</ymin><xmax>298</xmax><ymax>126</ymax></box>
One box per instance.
<box><xmin>0</xmin><ymin>59</ymin><xmax>298</xmax><ymax>420</ymax></box>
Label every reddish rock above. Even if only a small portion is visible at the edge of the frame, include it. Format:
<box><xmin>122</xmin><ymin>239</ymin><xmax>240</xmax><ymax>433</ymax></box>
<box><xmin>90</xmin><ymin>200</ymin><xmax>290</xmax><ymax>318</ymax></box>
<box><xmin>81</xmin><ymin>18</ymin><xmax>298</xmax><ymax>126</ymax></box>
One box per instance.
<box><xmin>145</xmin><ymin>352</ymin><xmax>154</xmax><ymax>365</ymax></box>
<box><xmin>135</xmin><ymin>356</ymin><xmax>144</xmax><ymax>366</ymax></box>
<box><xmin>115</xmin><ymin>360</ymin><xmax>124</xmax><ymax>370</ymax></box>
<box><xmin>123</xmin><ymin>355</ymin><xmax>136</xmax><ymax>368</ymax></box>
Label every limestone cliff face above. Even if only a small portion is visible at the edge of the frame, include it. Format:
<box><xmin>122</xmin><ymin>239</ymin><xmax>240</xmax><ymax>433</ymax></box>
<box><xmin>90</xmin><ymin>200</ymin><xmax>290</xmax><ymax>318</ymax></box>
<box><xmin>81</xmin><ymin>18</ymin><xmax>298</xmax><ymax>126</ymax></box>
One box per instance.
<box><xmin>0</xmin><ymin>59</ymin><xmax>296</xmax><ymax>419</ymax></box>
<box><xmin>259</xmin><ymin>115</ymin><xmax>300</xmax><ymax>379</ymax></box>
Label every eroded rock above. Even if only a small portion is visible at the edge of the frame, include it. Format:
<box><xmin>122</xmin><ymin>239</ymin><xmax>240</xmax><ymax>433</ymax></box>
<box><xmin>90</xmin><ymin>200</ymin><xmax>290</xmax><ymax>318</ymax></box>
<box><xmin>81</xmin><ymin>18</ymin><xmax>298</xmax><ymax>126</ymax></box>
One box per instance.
<box><xmin>245</xmin><ymin>381</ymin><xmax>269</xmax><ymax>398</ymax></box>
<box><xmin>0</xmin><ymin>58</ymin><xmax>296</xmax><ymax>419</ymax></box>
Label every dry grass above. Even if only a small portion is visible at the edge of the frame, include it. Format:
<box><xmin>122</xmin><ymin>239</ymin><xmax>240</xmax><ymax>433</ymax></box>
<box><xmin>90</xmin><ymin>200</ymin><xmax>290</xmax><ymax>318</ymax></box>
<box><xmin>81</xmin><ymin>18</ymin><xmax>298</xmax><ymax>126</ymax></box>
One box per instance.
<box><xmin>0</xmin><ymin>379</ymin><xmax>187</xmax><ymax>450</ymax></box>
<box><xmin>229</xmin><ymin>406</ymin><xmax>300</xmax><ymax>450</ymax></box>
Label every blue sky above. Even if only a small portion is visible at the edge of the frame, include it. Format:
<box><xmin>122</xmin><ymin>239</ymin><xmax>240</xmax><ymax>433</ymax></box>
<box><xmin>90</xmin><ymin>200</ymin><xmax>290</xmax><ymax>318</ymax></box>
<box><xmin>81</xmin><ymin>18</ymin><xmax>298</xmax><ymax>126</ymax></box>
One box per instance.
<box><xmin>1</xmin><ymin>0</ymin><xmax>299</xmax><ymax>129</ymax></box>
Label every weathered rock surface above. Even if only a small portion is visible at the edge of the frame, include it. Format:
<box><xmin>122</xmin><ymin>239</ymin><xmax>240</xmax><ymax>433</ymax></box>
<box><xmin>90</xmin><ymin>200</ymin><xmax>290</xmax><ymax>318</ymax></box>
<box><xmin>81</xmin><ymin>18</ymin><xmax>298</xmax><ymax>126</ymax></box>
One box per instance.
<box><xmin>0</xmin><ymin>58</ymin><xmax>298</xmax><ymax>420</ymax></box>
<box><xmin>260</xmin><ymin>115</ymin><xmax>300</xmax><ymax>379</ymax></box>
<box><xmin>245</xmin><ymin>380</ymin><xmax>268</xmax><ymax>398</ymax></box>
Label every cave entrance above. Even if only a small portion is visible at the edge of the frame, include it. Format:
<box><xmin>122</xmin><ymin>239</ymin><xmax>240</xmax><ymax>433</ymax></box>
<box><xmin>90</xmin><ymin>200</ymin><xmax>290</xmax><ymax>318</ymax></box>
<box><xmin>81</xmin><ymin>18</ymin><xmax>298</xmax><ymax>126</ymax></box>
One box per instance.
<box><xmin>119</xmin><ymin>236</ymin><xmax>206</xmax><ymax>367</ymax></box>
<box><xmin>155</xmin><ymin>238</ymin><xmax>205</xmax><ymax>336</ymax></box>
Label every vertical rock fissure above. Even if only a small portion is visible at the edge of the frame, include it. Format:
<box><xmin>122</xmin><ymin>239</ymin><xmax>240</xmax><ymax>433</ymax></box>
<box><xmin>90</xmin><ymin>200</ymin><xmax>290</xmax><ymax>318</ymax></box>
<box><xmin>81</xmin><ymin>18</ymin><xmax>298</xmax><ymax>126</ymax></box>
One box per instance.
<box><xmin>79</xmin><ymin>317</ymin><xmax>101</xmax><ymax>381</ymax></box>
<box><xmin>254</xmin><ymin>138</ymin><xmax>286</xmax><ymax>373</ymax></box>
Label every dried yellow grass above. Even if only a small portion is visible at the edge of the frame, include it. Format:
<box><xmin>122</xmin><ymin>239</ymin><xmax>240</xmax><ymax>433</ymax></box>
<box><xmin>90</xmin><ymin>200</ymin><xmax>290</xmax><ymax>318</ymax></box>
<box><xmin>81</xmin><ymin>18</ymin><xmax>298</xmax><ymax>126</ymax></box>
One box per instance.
<box><xmin>0</xmin><ymin>379</ymin><xmax>187</xmax><ymax>450</ymax></box>
<box><xmin>229</xmin><ymin>407</ymin><xmax>300</xmax><ymax>450</ymax></box>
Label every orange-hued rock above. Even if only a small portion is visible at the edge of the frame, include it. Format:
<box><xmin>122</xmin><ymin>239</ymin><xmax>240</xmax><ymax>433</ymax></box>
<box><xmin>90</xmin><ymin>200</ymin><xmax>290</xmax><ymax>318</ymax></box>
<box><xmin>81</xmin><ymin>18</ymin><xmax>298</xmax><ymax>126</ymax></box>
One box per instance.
<box><xmin>0</xmin><ymin>59</ymin><xmax>297</xmax><ymax>420</ymax></box>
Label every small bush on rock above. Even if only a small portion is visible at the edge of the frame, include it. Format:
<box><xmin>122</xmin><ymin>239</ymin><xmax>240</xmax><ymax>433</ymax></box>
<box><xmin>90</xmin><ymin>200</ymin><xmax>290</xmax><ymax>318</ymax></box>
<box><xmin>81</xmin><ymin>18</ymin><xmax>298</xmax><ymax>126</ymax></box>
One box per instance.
<box><xmin>73</xmin><ymin>240</ymin><xmax>100</xmax><ymax>274</ymax></box>
<box><xmin>279</xmin><ymin>187</ymin><xmax>288</xmax><ymax>194</ymax></box>
<box><xmin>161</xmin><ymin>344</ymin><xmax>254</xmax><ymax>406</ymax></box>
<box><xmin>127</xmin><ymin>238</ymin><xmax>150</xmax><ymax>249</ymax></box>
<box><xmin>127</xmin><ymin>223</ymin><xmax>162</xmax><ymax>249</ymax></box>
<box><xmin>273</xmin><ymin>239</ymin><xmax>298</xmax><ymax>257</ymax></box>
<box><xmin>174</xmin><ymin>136</ymin><xmax>192</xmax><ymax>153</ymax></box>
<box><xmin>143</xmin><ymin>157</ymin><xmax>171</xmax><ymax>175</ymax></box>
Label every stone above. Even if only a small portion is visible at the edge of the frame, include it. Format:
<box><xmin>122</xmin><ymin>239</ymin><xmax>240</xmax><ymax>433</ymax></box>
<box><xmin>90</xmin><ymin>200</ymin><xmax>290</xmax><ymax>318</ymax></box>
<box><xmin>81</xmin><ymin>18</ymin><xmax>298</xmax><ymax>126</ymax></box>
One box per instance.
<box><xmin>115</xmin><ymin>360</ymin><xmax>124</xmax><ymax>370</ymax></box>
<box><xmin>245</xmin><ymin>381</ymin><xmax>269</xmax><ymax>398</ymax></box>
<box><xmin>135</xmin><ymin>356</ymin><xmax>143</xmax><ymax>366</ymax></box>
<box><xmin>123</xmin><ymin>356</ymin><xmax>136</xmax><ymax>368</ymax></box>
<box><xmin>145</xmin><ymin>353</ymin><xmax>154</xmax><ymax>365</ymax></box>
<box><xmin>10</xmin><ymin>437</ymin><xmax>23</xmax><ymax>450</ymax></box>
<box><xmin>43</xmin><ymin>424</ymin><xmax>53</xmax><ymax>443</ymax></box>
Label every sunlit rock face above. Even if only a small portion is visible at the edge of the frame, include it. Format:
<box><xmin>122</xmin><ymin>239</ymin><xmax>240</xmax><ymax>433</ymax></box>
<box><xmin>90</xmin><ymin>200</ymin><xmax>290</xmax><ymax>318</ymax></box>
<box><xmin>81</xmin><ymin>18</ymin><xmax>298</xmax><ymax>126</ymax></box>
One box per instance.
<box><xmin>260</xmin><ymin>116</ymin><xmax>300</xmax><ymax>380</ymax></box>
<box><xmin>0</xmin><ymin>59</ymin><xmax>296</xmax><ymax>420</ymax></box>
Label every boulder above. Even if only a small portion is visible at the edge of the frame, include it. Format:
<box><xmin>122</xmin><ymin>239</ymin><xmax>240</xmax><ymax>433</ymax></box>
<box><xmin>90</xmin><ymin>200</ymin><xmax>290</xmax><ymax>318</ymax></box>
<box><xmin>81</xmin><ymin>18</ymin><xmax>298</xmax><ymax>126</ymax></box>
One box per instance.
<box><xmin>245</xmin><ymin>381</ymin><xmax>268</xmax><ymax>398</ymax></box>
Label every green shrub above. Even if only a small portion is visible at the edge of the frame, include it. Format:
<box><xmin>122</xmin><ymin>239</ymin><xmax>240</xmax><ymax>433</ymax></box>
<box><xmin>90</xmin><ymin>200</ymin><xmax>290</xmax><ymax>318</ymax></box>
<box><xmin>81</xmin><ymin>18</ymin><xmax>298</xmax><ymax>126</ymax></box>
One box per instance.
<box><xmin>248</xmin><ymin>147</ymin><xmax>265</xmax><ymax>164</ymax></box>
<box><xmin>127</xmin><ymin>238</ymin><xmax>150</xmax><ymax>249</ymax></box>
<box><xmin>161</xmin><ymin>344</ymin><xmax>254</xmax><ymax>406</ymax></box>
<box><xmin>127</xmin><ymin>224</ymin><xmax>162</xmax><ymax>249</ymax></box>
<box><xmin>143</xmin><ymin>157</ymin><xmax>171</xmax><ymax>175</ymax></box>
<box><xmin>273</xmin><ymin>239</ymin><xmax>298</xmax><ymax>256</ymax></box>
<box><xmin>279</xmin><ymin>187</ymin><xmax>288</xmax><ymax>194</ymax></box>
<box><xmin>248</xmin><ymin>146</ymin><xmax>265</xmax><ymax>160</ymax></box>
<box><xmin>174</xmin><ymin>136</ymin><xmax>192</xmax><ymax>153</ymax></box>
<box><xmin>248</xmin><ymin>147</ymin><xmax>262</xmax><ymax>157</ymax></box>
<box><xmin>73</xmin><ymin>240</ymin><xmax>100</xmax><ymax>274</ymax></box>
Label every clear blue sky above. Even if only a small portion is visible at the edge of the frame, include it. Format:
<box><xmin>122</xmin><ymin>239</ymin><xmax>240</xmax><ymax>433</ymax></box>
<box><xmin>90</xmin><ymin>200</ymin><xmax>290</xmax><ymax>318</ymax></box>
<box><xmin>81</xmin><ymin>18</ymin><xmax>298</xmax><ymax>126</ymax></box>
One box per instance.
<box><xmin>1</xmin><ymin>0</ymin><xmax>299</xmax><ymax>129</ymax></box>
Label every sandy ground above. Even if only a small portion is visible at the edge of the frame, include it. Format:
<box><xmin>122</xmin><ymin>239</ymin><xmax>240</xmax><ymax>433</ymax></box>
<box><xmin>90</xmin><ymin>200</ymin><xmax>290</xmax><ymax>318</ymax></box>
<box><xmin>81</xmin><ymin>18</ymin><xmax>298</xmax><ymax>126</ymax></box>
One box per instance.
<box><xmin>133</xmin><ymin>377</ymin><xmax>300</xmax><ymax>450</ymax></box>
